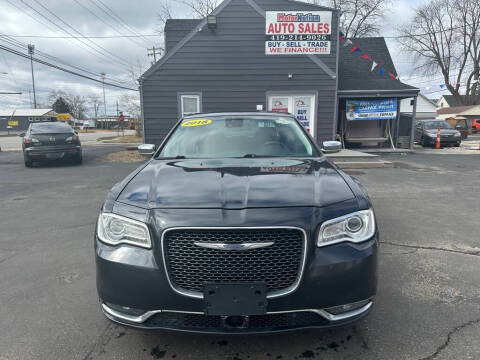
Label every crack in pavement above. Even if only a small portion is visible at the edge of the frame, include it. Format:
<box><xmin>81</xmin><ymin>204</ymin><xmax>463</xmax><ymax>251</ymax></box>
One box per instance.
<box><xmin>81</xmin><ymin>323</ymin><xmax>117</xmax><ymax>360</ymax></box>
<box><xmin>380</xmin><ymin>241</ymin><xmax>480</xmax><ymax>257</ymax></box>
<box><xmin>418</xmin><ymin>317</ymin><xmax>480</xmax><ymax>360</ymax></box>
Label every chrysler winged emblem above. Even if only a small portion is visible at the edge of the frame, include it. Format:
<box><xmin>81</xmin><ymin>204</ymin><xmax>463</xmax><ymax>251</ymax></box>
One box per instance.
<box><xmin>193</xmin><ymin>242</ymin><xmax>274</xmax><ymax>251</ymax></box>
<box><xmin>49</xmin><ymin>136</ymin><xmax>55</xmax><ymax>142</ymax></box>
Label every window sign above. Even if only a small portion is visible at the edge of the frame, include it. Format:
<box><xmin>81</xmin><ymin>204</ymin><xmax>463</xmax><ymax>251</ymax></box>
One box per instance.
<box><xmin>346</xmin><ymin>98</ymin><xmax>397</xmax><ymax>121</ymax></box>
<box><xmin>265</xmin><ymin>11</ymin><xmax>332</xmax><ymax>55</ymax></box>
<box><xmin>294</xmin><ymin>96</ymin><xmax>312</xmax><ymax>133</ymax></box>
<box><xmin>270</xmin><ymin>97</ymin><xmax>290</xmax><ymax>113</ymax></box>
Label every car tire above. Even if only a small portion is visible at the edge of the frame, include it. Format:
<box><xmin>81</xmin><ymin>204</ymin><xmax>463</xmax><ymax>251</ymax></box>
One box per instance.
<box><xmin>421</xmin><ymin>137</ymin><xmax>428</xmax><ymax>147</ymax></box>
<box><xmin>75</xmin><ymin>156</ymin><xmax>83</xmax><ymax>165</ymax></box>
<box><xmin>455</xmin><ymin>143</ymin><xmax>460</xmax><ymax>147</ymax></box>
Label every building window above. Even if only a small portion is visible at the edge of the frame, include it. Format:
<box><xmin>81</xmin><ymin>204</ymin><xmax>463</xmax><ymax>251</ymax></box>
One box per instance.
<box><xmin>180</xmin><ymin>94</ymin><xmax>201</xmax><ymax>117</ymax></box>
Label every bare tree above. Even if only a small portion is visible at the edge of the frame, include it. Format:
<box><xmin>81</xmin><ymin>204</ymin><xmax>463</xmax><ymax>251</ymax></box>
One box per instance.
<box><xmin>68</xmin><ymin>95</ymin><xmax>87</xmax><ymax>120</ymax></box>
<box><xmin>303</xmin><ymin>0</ymin><xmax>391</xmax><ymax>37</ymax></box>
<box><xmin>178</xmin><ymin>0</ymin><xmax>220</xmax><ymax>18</ymax></box>
<box><xmin>88</xmin><ymin>94</ymin><xmax>102</xmax><ymax>119</ymax></box>
<box><xmin>158</xmin><ymin>0</ymin><xmax>174</xmax><ymax>30</ymax></box>
<box><xmin>397</xmin><ymin>0</ymin><xmax>480</xmax><ymax>102</ymax></box>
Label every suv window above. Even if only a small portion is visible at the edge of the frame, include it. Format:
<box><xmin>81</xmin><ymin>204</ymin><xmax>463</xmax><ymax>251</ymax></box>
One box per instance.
<box><xmin>159</xmin><ymin>115</ymin><xmax>319</xmax><ymax>158</ymax></box>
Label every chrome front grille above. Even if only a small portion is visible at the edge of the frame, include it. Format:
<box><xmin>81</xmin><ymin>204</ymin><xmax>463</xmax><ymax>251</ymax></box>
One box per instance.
<box><xmin>162</xmin><ymin>227</ymin><xmax>306</xmax><ymax>298</ymax></box>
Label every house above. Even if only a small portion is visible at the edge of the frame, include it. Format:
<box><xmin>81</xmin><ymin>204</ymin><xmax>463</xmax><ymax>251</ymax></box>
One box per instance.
<box><xmin>0</xmin><ymin>108</ymin><xmax>57</xmax><ymax>131</ymax></box>
<box><xmin>140</xmin><ymin>0</ymin><xmax>419</xmax><ymax>150</ymax></box>
<box><xmin>437</xmin><ymin>105</ymin><xmax>480</xmax><ymax>128</ymax></box>
<box><xmin>437</xmin><ymin>95</ymin><xmax>480</xmax><ymax>108</ymax></box>
<box><xmin>400</xmin><ymin>93</ymin><xmax>437</xmax><ymax>120</ymax></box>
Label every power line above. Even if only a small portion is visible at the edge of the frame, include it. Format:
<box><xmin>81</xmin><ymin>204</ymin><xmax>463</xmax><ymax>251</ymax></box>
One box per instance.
<box><xmin>71</xmin><ymin>0</ymin><xmax>147</xmax><ymax>49</ymax></box>
<box><xmin>16</xmin><ymin>0</ymin><xmax>131</xmax><ymax>70</ymax></box>
<box><xmin>89</xmin><ymin>0</ymin><xmax>152</xmax><ymax>45</ymax></box>
<box><xmin>1</xmin><ymin>33</ymin><xmax>159</xmax><ymax>39</ymax></box>
<box><xmin>0</xmin><ymin>34</ymin><xmax>132</xmax><ymax>86</ymax></box>
<box><xmin>30</xmin><ymin>0</ymin><xmax>132</xmax><ymax>68</ymax></box>
<box><xmin>0</xmin><ymin>44</ymin><xmax>138</xmax><ymax>91</ymax></box>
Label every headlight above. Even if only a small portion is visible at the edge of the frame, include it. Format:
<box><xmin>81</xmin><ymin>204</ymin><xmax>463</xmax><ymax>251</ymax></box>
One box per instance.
<box><xmin>317</xmin><ymin>209</ymin><xmax>375</xmax><ymax>247</ymax></box>
<box><xmin>426</xmin><ymin>133</ymin><xmax>437</xmax><ymax>138</ymax></box>
<box><xmin>97</xmin><ymin>213</ymin><xmax>151</xmax><ymax>248</ymax></box>
<box><xmin>454</xmin><ymin>132</ymin><xmax>461</xmax><ymax>137</ymax></box>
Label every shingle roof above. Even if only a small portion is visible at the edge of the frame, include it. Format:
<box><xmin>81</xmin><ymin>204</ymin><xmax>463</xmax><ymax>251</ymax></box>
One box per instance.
<box><xmin>437</xmin><ymin>105</ymin><xmax>476</xmax><ymax>115</ymax></box>
<box><xmin>164</xmin><ymin>19</ymin><xmax>202</xmax><ymax>32</ymax></box>
<box><xmin>441</xmin><ymin>95</ymin><xmax>480</xmax><ymax>107</ymax></box>
<box><xmin>339</xmin><ymin>37</ymin><xmax>418</xmax><ymax>92</ymax></box>
<box><xmin>0</xmin><ymin>108</ymin><xmax>55</xmax><ymax>117</ymax></box>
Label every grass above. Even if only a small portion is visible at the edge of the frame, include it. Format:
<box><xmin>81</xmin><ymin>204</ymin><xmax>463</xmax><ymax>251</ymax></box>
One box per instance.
<box><xmin>98</xmin><ymin>135</ymin><xmax>142</xmax><ymax>143</ymax></box>
<box><xmin>99</xmin><ymin>150</ymin><xmax>146</xmax><ymax>163</ymax></box>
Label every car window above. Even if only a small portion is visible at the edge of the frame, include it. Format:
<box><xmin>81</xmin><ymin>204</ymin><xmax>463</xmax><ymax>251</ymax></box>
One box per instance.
<box><xmin>422</xmin><ymin>121</ymin><xmax>453</xmax><ymax>129</ymax></box>
<box><xmin>30</xmin><ymin>122</ymin><xmax>73</xmax><ymax>134</ymax></box>
<box><xmin>158</xmin><ymin>115</ymin><xmax>319</xmax><ymax>158</ymax></box>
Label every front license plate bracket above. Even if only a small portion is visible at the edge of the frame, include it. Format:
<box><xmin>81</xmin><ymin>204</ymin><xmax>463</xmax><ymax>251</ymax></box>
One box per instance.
<box><xmin>204</xmin><ymin>283</ymin><xmax>267</xmax><ymax>316</ymax></box>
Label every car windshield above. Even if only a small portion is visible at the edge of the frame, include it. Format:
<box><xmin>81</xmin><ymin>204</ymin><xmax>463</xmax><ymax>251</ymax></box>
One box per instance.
<box><xmin>158</xmin><ymin>115</ymin><xmax>318</xmax><ymax>158</ymax></box>
<box><xmin>30</xmin><ymin>122</ymin><xmax>73</xmax><ymax>134</ymax></box>
<box><xmin>423</xmin><ymin>121</ymin><xmax>453</xmax><ymax>129</ymax></box>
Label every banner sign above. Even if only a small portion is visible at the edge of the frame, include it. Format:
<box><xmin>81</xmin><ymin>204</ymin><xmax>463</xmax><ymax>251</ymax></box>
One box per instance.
<box><xmin>57</xmin><ymin>113</ymin><xmax>70</xmax><ymax>121</ymax></box>
<box><xmin>8</xmin><ymin>120</ymin><xmax>18</xmax><ymax>127</ymax></box>
<box><xmin>345</xmin><ymin>98</ymin><xmax>397</xmax><ymax>121</ymax></box>
<box><xmin>265</xmin><ymin>11</ymin><xmax>332</xmax><ymax>55</ymax></box>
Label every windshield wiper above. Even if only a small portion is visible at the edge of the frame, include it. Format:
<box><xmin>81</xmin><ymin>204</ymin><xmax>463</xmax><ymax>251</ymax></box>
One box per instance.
<box><xmin>156</xmin><ymin>155</ymin><xmax>187</xmax><ymax>160</ymax></box>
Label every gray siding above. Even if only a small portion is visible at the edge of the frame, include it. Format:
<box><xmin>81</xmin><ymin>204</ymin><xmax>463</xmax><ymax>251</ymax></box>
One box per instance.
<box><xmin>142</xmin><ymin>0</ymin><xmax>339</xmax><ymax>145</ymax></box>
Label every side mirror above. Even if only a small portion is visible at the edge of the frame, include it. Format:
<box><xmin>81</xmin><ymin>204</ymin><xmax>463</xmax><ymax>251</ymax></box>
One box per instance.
<box><xmin>138</xmin><ymin>144</ymin><xmax>156</xmax><ymax>156</ymax></box>
<box><xmin>19</xmin><ymin>133</ymin><xmax>25</xmax><ymax>137</ymax></box>
<box><xmin>322</xmin><ymin>140</ymin><xmax>342</xmax><ymax>153</ymax></box>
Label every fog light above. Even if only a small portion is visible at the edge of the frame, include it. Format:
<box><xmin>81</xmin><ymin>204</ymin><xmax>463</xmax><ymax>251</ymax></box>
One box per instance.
<box><xmin>325</xmin><ymin>299</ymin><xmax>370</xmax><ymax>315</ymax></box>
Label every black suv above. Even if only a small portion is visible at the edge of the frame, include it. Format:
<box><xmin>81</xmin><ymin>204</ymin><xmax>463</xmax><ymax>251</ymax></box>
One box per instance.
<box><xmin>21</xmin><ymin>122</ymin><xmax>82</xmax><ymax>167</ymax></box>
<box><xmin>95</xmin><ymin>112</ymin><xmax>378</xmax><ymax>333</ymax></box>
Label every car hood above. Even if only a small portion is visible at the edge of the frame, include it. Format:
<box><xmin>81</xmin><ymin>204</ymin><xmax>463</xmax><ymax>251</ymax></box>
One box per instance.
<box><xmin>116</xmin><ymin>158</ymin><xmax>355</xmax><ymax>209</ymax></box>
<box><xmin>425</xmin><ymin>129</ymin><xmax>458</xmax><ymax>135</ymax></box>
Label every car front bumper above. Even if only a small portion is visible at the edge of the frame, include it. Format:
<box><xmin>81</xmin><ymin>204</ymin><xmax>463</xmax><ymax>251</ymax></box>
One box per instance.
<box><xmin>24</xmin><ymin>145</ymin><xmax>81</xmax><ymax>161</ymax></box>
<box><xmin>96</xmin><ymin>240</ymin><xmax>377</xmax><ymax>333</ymax></box>
<box><xmin>424</xmin><ymin>136</ymin><xmax>461</xmax><ymax>146</ymax></box>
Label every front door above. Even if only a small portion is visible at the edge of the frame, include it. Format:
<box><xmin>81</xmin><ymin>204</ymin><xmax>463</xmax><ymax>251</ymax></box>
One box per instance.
<box><xmin>267</xmin><ymin>94</ymin><xmax>316</xmax><ymax>137</ymax></box>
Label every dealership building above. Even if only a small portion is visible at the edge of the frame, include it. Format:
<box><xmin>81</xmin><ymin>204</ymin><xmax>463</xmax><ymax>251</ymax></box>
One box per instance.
<box><xmin>140</xmin><ymin>0</ymin><xmax>420</xmax><ymax>150</ymax></box>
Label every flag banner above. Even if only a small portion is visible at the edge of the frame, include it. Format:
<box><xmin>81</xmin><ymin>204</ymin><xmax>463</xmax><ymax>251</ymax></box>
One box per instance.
<box><xmin>361</xmin><ymin>54</ymin><xmax>370</xmax><ymax>59</ymax></box>
<box><xmin>371</xmin><ymin>61</ymin><xmax>378</xmax><ymax>71</ymax></box>
<box><xmin>346</xmin><ymin>98</ymin><xmax>397</xmax><ymax>121</ymax></box>
<box><xmin>440</xmin><ymin>84</ymin><xmax>445</xmax><ymax>88</ymax></box>
<box><xmin>339</xmin><ymin>31</ymin><xmax>345</xmax><ymax>40</ymax></box>
<box><xmin>350</xmin><ymin>46</ymin><xmax>361</xmax><ymax>53</ymax></box>
<box><xmin>379</xmin><ymin>68</ymin><xmax>385</xmax><ymax>76</ymax></box>
<box><xmin>344</xmin><ymin>39</ymin><xmax>353</xmax><ymax>46</ymax></box>
<box><xmin>389</xmin><ymin>73</ymin><xmax>396</xmax><ymax>80</ymax></box>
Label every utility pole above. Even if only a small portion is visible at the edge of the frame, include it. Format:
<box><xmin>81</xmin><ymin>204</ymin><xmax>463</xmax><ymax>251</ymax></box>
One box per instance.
<box><xmin>28</xmin><ymin>44</ymin><xmax>37</xmax><ymax>109</ymax></box>
<box><xmin>147</xmin><ymin>46</ymin><xmax>162</xmax><ymax>64</ymax></box>
<box><xmin>101</xmin><ymin>72</ymin><xmax>107</xmax><ymax>116</ymax></box>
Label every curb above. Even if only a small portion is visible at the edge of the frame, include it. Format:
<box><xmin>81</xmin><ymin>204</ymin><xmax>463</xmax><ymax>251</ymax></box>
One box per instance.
<box><xmin>334</xmin><ymin>161</ymin><xmax>393</xmax><ymax>169</ymax></box>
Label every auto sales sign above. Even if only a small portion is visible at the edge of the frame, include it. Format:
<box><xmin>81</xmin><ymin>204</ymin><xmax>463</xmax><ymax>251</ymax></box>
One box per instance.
<box><xmin>265</xmin><ymin>11</ymin><xmax>332</xmax><ymax>55</ymax></box>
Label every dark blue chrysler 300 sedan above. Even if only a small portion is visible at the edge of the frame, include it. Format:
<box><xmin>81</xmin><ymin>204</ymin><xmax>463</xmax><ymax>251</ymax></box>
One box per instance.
<box><xmin>95</xmin><ymin>112</ymin><xmax>378</xmax><ymax>333</ymax></box>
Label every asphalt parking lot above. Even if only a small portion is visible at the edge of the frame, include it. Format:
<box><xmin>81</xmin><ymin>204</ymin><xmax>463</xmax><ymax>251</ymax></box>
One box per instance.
<box><xmin>0</xmin><ymin>146</ymin><xmax>479</xmax><ymax>360</ymax></box>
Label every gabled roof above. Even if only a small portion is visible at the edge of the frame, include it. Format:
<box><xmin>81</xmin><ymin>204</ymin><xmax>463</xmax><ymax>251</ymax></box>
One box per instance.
<box><xmin>164</xmin><ymin>19</ymin><xmax>202</xmax><ymax>32</ymax></box>
<box><xmin>0</xmin><ymin>108</ymin><xmax>55</xmax><ymax>117</ymax></box>
<box><xmin>437</xmin><ymin>105</ymin><xmax>480</xmax><ymax>115</ymax></box>
<box><xmin>338</xmin><ymin>37</ymin><xmax>418</xmax><ymax>94</ymax></box>
<box><xmin>440</xmin><ymin>95</ymin><xmax>480</xmax><ymax>107</ymax></box>
<box><xmin>142</xmin><ymin>0</ymin><xmax>338</xmax><ymax>79</ymax></box>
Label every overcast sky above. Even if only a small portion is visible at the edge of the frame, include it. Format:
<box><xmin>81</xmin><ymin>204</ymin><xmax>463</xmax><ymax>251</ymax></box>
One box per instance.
<box><xmin>0</xmin><ymin>0</ymin><xmax>442</xmax><ymax>116</ymax></box>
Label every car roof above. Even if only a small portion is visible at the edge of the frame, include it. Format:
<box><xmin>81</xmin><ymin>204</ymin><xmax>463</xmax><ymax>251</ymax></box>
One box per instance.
<box><xmin>183</xmin><ymin>112</ymin><xmax>295</xmax><ymax>119</ymax></box>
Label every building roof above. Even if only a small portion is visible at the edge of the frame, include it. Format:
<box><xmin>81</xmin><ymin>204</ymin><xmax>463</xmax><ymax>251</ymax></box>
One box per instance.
<box><xmin>0</xmin><ymin>108</ymin><xmax>55</xmax><ymax>117</ymax></box>
<box><xmin>440</xmin><ymin>95</ymin><xmax>480</xmax><ymax>107</ymax></box>
<box><xmin>338</xmin><ymin>37</ymin><xmax>418</xmax><ymax>94</ymax></box>
<box><xmin>437</xmin><ymin>105</ymin><xmax>476</xmax><ymax>115</ymax></box>
<box><xmin>164</xmin><ymin>19</ymin><xmax>202</xmax><ymax>32</ymax></box>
